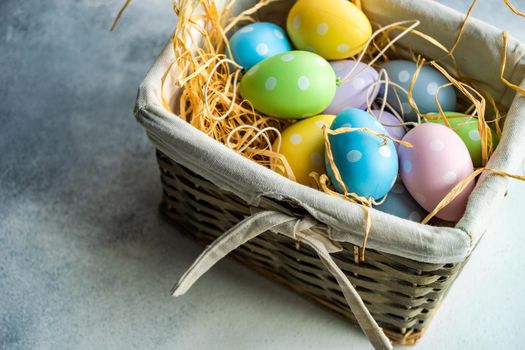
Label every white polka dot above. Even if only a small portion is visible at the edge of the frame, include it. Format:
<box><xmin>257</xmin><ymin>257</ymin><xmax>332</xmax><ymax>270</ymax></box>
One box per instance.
<box><xmin>315</xmin><ymin>57</ymin><xmax>327</xmax><ymax>66</ymax></box>
<box><xmin>337</xmin><ymin>43</ymin><xmax>350</xmax><ymax>53</ymax></box>
<box><xmin>469</xmin><ymin>129</ymin><xmax>481</xmax><ymax>141</ymax></box>
<box><xmin>408</xmin><ymin>211</ymin><xmax>421</xmax><ymax>221</ymax></box>
<box><xmin>281</xmin><ymin>53</ymin><xmax>295</xmax><ymax>62</ymax></box>
<box><xmin>246</xmin><ymin>64</ymin><xmax>259</xmax><ymax>76</ymax></box>
<box><xmin>379</xmin><ymin>145</ymin><xmax>392</xmax><ymax>158</ymax></box>
<box><xmin>429</xmin><ymin>139</ymin><xmax>445</xmax><ymax>151</ymax></box>
<box><xmin>273</xmin><ymin>29</ymin><xmax>284</xmax><ymax>39</ymax></box>
<box><xmin>403</xmin><ymin>159</ymin><xmax>412</xmax><ymax>173</ymax></box>
<box><xmin>293</xmin><ymin>14</ymin><xmax>301</xmax><ymax>29</ymax></box>
<box><xmin>352</xmin><ymin>78</ymin><xmax>366</xmax><ymax>90</ymax></box>
<box><xmin>239</xmin><ymin>26</ymin><xmax>254</xmax><ymax>33</ymax></box>
<box><xmin>311</xmin><ymin>152</ymin><xmax>323</xmax><ymax>167</ymax></box>
<box><xmin>265</xmin><ymin>76</ymin><xmax>277</xmax><ymax>91</ymax></box>
<box><xmin>398</xmin><ymin>70</ymin><xmax>410</xmax><ymax>83</ymax></box>
<box><xmin>317</xmin><ymin>22</ymin><xmax>329</xmax><ymax>36</ymax></box>
<box><xmin>443</xmin><ymin>171</ymin><xmax>458</xmax><ymax>185</ymax></box>
<box><xmin>392</xmin><ymin>183</ymin><xmax>405</xmax><ymax>194</ymax></box>
<box><xmin>401</xmin><ymin>102</ymin><xmax>412</xmax><ymax>113</ymax></box>
<box><xmin>256</xmin><ymin>43</ymin><xmax>268</xmax><ymax>55</ymax></box>
<box><xmin>426</xmin><ymin>82</ymin><xmax>439</xmax><ymax>95</ymax></box>
<box><xmin>414</xmin><ymin>193</ymin><xmax>427</xmax><ymax>204</ymax></box>
<box><xmin>290</xmin><ymin>133</ymin><xmax>302</xmax><ymax>145</ymax></box>
<box><xmin>297</xmin><ymin>76</ymin><xmax>310</xmax><ymax>91</ymax></box>
<box><xmin>315</xmin><ymin>120</ymin><xmax>328</xmax><ymax>128</ymax></box>
<box><xmin>347</xmin><ymin>150</ymin><xmax>362</xmax><ymax>162</ymax></box>
<box><xmin>341</xmin><ymin>123</ymin><xmax>352</xmax><ymax>128</ymax></box>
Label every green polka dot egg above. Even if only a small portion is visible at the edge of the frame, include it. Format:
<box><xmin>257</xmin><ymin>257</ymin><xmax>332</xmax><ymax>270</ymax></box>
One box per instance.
<box><xmin>428</xmin><ymin>112</ymin><xmax>499</xmax><ymax>167</ymax></box>
<box><xmin>239</xmin><ymin>51</ymin><xmax>337</xmax><ymax>119</ymax></box>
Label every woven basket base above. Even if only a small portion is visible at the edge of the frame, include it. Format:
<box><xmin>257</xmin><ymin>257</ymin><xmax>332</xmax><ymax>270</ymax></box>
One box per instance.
<box><xmin>156</xmin><ymin>150</ymin><xmax>465</xmax><ymax>346</ymax></box>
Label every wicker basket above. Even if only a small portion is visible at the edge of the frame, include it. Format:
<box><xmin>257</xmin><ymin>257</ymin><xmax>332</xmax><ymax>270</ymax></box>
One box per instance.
<box><xmin>135</xmin><ymin>0</ymin><xmax>525</xmax><ymax>348</ymax></box>
<box><xmin>157</xmin><ymin>150</ymin><xmax>464</xmax><ymax>345</ymax></box>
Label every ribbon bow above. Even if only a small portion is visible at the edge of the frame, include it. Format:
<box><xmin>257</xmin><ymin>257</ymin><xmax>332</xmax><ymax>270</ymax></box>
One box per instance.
<box><xmin>172</xmin><ymin>210</ymin><xmax>392</xmax><ymax>350</ymax></box>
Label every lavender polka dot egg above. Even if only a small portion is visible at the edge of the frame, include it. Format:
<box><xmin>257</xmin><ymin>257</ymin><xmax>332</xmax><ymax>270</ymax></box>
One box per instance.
<box><xmin>323</xmin><ymin>60</ymin><xmax>379</xmax><ymax>114</ymax></box>
<box><xmin>326</xmin><ymin>108</ymin><xmax>398</xmax><ymax>200</ymax></box>
<box><xmin>398</xmin><ymin>123</ymin><xmax>475</xmax><ymax>222</ymax></box>
<box><xmin>229</xmin><ymin>22</ymin><xmax>292</xmax><ymax>70</ymax></box>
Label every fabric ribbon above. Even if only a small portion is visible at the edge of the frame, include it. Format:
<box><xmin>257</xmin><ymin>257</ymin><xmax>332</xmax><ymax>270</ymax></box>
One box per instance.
<box><xmin>171</xmin><ymin>210</ymin><xmax>392</xmax><ymax>350</ymax></box>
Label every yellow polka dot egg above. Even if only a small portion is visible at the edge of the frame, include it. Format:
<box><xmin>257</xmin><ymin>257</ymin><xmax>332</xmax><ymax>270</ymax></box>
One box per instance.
<box><xmin>274</xmin><ymin>115</ymin><xmax>335</xmax><ymax>186</ymax></box>
<box><xmin>286</xmin><ymin>0</ymin><xmax>372</xmax><ymax>60</ymax></box>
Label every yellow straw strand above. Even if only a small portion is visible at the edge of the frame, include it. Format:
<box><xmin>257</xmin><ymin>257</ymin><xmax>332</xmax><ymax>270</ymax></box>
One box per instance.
<box><xmin>110</xmin><ymin>0</ymin><xmax>133</xmax><ymax>32</ymax></box>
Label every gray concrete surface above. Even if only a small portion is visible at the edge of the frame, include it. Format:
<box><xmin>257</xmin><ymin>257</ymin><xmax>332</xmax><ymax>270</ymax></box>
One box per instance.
<box><xmin>1</xmin><ymin>0</ymin><xmax>524</xmax><ymax>349</ymax></box>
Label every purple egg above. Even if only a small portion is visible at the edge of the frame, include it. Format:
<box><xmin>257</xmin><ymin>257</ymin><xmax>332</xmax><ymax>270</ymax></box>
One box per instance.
<box><xmin>370</xmin><ymin>109</ymin><xmax>406</xmax><ymax>149</ymax></box>
<box><xmin>324</xmin><ymin>60</ymin><xmax>379</xmax><ymax>114</ymax></box>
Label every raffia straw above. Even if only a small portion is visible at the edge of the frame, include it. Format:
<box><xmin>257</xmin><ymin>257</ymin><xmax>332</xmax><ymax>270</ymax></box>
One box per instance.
<box><xmin>366</xmin><ymin>70</ymin><xmax>417</xmax><ymax>129</ymax></box>
<box><xmin>433</xmin><ymin>0</ymin><xmax>478</xmax><ymax>62</ymax></box>
<box><xmin>352</xmin><ymin>0</ymin><xmax>362</xmax><ymax>10</ymax></box>
<box><xmin>341</xmin><ymin>20</ymin><xmax>422</xmax><ymax>84</ymax></box>
<box><xmin>309</xmin><ymin>171</ymin><xmax>372</xmax><ymax>262</ymax></box>
<box><xmin>422</xmin><ymin>167</ymin><xmax>525</xmax><ymax>224</ymax></box>
<box><xmin>428</xmin><ymin>61</ymin><xmax>495</xmax><ymax>165</ymax></box>
<box><xmin>500</xmin><ymin>31</ymin><xmax>525</xmax><ymax>97</ymax></box>
<box><xmin>110</xmin><ymin>0</ymin><xmax>133</xmax><ymax>32</ymax></box>
<box><xmin>326</xmin><ymin>127</ymin><xmax>413</xmax><ymax>148</ymax></box>
<box><xmin>170</xmin><ymin>0</ymin><xmax>292</xmax><ymax>171</ymax></box>
<box><xmin>223</xmin><ymin>0</ymin><xmax>281</xmax><ymax>33</ymax></box>
<box><xmin>504</xmin><ymin>0</ymin><xmax>525</xmax><ymax>16</ymax></box>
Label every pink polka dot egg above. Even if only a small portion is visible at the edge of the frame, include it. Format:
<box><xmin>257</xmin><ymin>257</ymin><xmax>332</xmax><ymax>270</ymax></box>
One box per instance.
<box><xmin>398</xmin><ymin>123</ymin><xmax>475</xmax><ymax>222</ymax></box>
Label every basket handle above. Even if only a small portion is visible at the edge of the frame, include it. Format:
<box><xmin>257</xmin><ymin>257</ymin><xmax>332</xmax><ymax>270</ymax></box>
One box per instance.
<box><xmin>172</xmin><ymin>210</ymin><xmax>392</xmax><ymax>350</ymax></box>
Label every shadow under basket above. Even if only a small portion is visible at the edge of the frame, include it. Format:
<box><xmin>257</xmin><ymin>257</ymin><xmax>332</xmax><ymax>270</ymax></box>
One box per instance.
<box><xmin>156</xmin><ymin>150</ymin><xmax>465</xmax><ymax>346</ymax></box>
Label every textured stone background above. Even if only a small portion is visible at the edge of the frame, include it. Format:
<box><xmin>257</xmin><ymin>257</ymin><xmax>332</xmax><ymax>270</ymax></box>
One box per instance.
<box><xmin>1</xmin><ymin>1</ymin><xmax>524</xmax><ymax>349</ymax></box>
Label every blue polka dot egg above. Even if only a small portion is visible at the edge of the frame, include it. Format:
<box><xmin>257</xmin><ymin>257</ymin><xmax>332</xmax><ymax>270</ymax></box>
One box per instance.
<box><xmin>380</xmin><ymin>60</ymin><xmax>457</xmax><ymax>122</ymax></box>
<box><xmin>229</xmin><ymin>22</ymin><xmax>292</xmax><ymax>70</ymax></box>
<box><xmin>325</xmin><ymin>108</ymin><xmax>398</xmax><ymax>200</ymax></box>
<box><xmin>376</xmin><ymin>177</ymin><xmax>427</xmax><ymax>222</ymax></box>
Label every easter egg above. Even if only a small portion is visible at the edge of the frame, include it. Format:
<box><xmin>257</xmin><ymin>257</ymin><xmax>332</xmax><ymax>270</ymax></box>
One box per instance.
<box><xmin>286</xmin><ymin>0</ymin><xmax>372</xmax><ymax>60</ymax></box>
<box><xmin>376</xmin><ymin>178</ymin><xmax>427</xmax><ymax>222</ymax></box>
<box><xmin>275</xmin><ymin>115</ymin><xmax>335</xmax><ymax>185</ymax></box>
<box><xmin>239</xmin><ymin>51</ymin><xmax>337</xmax><ymax>119</ymax></box>
<box><xmin>229</xmin><ymin>22</ymin><xmax>292</xmax><ymax>70</ymax></box>
<box><xmin>427</xmin><ymin>112</ymin><xmax>499</xmax><ymax>167</ymax></box>
<box><xmin>323</xmin><ymin>60</ymin><xmax>379</xmax><ymax>114</ymax></box>
<box><xmin>398</xmin><ymin>123</ymin><xmax>475</xmax><ymax>222</ymax></box>
<box><xmin>326</xmin><ymin>108</ymin><xmax>398</xmax><ymax>199</ymax></box>
<box><xmin>370</xmin><ymin>109</ymin><xmax>406</xmax><ymax>150</ymax></box>
<box><xmin>380</xmin><ymin>60</ymin><xmax>457</xmax><ymax>122</ymax></box>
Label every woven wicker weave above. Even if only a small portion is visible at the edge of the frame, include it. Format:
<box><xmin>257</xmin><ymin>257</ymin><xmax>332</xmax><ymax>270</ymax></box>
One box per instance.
<box><xmin>157</xmin><ymin>150</ymin><xmax>465</xmax><ymax>345</ymax></box>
